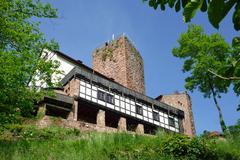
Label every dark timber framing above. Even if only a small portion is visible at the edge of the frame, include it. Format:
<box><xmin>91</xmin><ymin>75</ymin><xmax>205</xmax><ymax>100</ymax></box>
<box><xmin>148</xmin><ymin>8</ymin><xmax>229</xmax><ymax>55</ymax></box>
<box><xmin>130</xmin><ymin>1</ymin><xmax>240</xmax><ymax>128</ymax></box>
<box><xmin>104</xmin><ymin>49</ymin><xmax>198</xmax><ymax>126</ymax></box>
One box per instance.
<box><xmin>61</xmin><ymin>66</ymin><xmax>185</xmax><ymax>133</ymax></box>
<box><xmin>62</xmin><ymin>67</ymin><xmax>184</xmax><ymax>117</ymax></box>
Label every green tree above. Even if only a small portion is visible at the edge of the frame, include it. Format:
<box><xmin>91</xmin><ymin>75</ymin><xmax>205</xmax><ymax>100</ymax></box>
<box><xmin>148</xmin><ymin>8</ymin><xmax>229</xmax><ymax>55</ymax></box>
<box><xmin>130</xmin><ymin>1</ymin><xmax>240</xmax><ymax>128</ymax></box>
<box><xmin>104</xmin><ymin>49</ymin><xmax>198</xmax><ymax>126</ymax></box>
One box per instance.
<box><xmin>143</xmin><ymin>0</ymin><xmax>240</xmax><ymax>95</ymax></box>
<box><xmin>143</xmin><ymin>0</ymin><xmax>240</xmax><ymax>31</ymax></box>
<box><xmin>207</xmin><ymin>36</ymin><xmax>240</xmax><ymax>112</ymax></box>
<box><xmin>0</xmin><ymin>0</ymin><xmax>60</xmax><ymax>123</ymax></box>
<box><xmin>172</xmin><ymin>24</ymin><xmax>232</xmax><ymax>134</ymax></box>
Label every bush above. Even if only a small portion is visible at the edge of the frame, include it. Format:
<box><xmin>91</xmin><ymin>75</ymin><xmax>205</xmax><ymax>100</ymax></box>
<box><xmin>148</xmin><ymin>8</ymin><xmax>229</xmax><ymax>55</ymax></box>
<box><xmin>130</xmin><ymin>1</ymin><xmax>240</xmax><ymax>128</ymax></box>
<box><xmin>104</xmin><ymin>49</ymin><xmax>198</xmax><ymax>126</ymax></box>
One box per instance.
<box><xmin>0</xmin><ymin>113</ymin><xmax>20</xmax><ymax>126</ymax></box>
<box><xmin>229</xmin><ymin>121</ymin><xmax>240</xmax><ymax>140</ymax></box>
<box><xmin>215</xmin><ymin>139</ymin><xmax>240</xmax><ymax>160</ymax></box>
<box><xmin>157</xmin><ymin>134</ymin><xmax>216</xmax><ymax>160</ymax></box>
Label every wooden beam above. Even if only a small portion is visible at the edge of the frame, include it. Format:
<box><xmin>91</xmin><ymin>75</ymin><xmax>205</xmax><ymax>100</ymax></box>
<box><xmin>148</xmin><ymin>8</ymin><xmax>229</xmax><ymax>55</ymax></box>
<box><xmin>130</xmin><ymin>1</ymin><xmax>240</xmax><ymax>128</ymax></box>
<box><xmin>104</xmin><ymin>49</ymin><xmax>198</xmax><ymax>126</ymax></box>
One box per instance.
<box><xmin>46</xmin><ymin>103</ymin><xmax>72</xmax><ymax>112</ymax></box>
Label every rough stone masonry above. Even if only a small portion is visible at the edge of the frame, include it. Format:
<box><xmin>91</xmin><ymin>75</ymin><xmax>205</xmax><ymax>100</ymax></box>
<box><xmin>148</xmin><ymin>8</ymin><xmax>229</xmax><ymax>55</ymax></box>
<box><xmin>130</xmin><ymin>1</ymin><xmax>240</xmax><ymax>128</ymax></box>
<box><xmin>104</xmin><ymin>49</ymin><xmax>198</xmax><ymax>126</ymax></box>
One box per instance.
<box><xmin>93</xmin><ymin>35</ymin><xmax>145</xmax><ymax>94</ymax></box>
<box><xmin>156</xmin><ymin>92</ymin><xmax>196</xmax><ymax>136</ymax></box>
<box><xmin>92</xmin><ymin>35</ymin><xmax>195</xmax><ymax>136</ymax></box>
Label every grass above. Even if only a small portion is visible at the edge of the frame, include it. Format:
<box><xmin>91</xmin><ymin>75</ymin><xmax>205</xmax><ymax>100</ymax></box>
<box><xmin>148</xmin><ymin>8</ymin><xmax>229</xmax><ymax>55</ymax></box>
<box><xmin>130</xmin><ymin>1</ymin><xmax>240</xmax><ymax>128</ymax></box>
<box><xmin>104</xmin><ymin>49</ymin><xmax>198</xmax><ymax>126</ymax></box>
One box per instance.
<box><xmin>0</xmin><ymin>124</ymin><xmax>239</xmax><ymax>160</ymax></box>
<box><xmin>0</xmin><ymin>129</ymin><xmax>166</xmax><ymax>160</ymax></box>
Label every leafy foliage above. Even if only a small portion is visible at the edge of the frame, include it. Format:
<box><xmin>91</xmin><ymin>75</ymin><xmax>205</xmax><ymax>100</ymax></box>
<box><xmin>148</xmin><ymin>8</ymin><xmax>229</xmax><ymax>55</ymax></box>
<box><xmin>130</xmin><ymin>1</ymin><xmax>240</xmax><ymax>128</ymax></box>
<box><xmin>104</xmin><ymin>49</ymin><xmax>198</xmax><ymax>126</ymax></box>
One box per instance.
<box><xmin>228</xmin><ymin>119</ymin><xmax>240</xmax><ymax>139</ymax></box>
<box><xmin>160</xmin><ymin>134</ymin><xmax>217</xmax><ymax>159</ymax></box>
<box><xmin>0</xmin><ymin>0</ymin><xmax>60</xmax><ymax>121</ymax></box>
<box><xmin>143</xmin><ymin>0</ymin><xmax>240</xmax><ymax>112</ymax></box>
<box><xmin>183</xmin><ymin>0</ymin><xmax>204</xmax><ymax>22</ymax></box>
<box><xmin>230</xmin><ymin>37</ymin><xmax>240</xmax><ymax>96</ymax></box>
<box><xmin>172</xmin><ymin>25</ymin><xmax>231</xmax><ymax>97</ymax></box>
<box><xmin>143</xmin><ymin>0</ymin><xmax>240</xmax><ymax>31</ymax></box>
<box><xmin>172</xmin><ymin>24</ymin><xmax>232</xmax><ymax>134</ymax></box>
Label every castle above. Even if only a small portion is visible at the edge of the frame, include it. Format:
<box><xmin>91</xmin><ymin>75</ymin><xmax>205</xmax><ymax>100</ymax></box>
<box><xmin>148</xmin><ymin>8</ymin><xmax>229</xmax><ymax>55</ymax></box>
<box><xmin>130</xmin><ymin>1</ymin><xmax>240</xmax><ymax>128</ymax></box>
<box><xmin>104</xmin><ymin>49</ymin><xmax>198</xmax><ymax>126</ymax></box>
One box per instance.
<box><xmin>38</xmin><ymin>35</ymin><xmax>195</xmax><ymax>136</ymax></box>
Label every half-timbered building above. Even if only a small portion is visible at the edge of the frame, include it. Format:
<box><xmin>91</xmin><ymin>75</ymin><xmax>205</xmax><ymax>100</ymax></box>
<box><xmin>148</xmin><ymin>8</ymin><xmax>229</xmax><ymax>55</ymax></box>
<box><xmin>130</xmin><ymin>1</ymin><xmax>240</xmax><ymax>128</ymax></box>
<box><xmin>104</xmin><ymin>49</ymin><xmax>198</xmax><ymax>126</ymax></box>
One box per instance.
<box><xmin>39</xmin><ymin>35</ymin><xmax>195</xmax><ymax>136</ymax></box>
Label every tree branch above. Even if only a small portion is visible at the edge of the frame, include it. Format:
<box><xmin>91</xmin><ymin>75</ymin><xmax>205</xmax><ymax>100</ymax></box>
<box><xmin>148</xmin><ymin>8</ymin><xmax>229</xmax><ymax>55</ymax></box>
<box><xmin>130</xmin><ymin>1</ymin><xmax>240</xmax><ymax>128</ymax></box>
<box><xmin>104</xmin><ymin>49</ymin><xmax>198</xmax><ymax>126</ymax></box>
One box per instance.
<box><xmin>208</xmin><ymin>69</ymin><xmax>240</xmax><ymax>80</ymax></box>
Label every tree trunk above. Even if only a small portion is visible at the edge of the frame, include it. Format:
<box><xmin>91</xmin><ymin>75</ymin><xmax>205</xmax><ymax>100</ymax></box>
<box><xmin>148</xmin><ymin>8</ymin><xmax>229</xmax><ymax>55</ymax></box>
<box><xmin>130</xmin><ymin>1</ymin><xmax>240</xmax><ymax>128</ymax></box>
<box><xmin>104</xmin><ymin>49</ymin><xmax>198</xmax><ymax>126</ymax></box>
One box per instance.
<box><xmin>212</xmin><ymin>92</ymin><xmax>227</xmax><ymax>133</ymax></box>
<box><xmin>209</xmin><ymin>82</ymin><xmax>229</xmax><ymax>135</ymax></box>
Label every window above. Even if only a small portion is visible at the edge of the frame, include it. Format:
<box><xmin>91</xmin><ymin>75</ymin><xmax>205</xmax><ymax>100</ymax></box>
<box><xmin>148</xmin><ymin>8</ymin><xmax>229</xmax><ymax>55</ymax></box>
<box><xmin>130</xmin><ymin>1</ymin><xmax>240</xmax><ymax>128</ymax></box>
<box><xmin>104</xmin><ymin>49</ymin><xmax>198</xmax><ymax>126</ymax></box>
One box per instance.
<box><xmin>97</xmin><ymin>90</ymin><xmax>105</xmax><ymax>101</ymax></box>
<box><xmin>153</xmin><ymin>111</ymin><xmax>160</xmax><ymax>121</ymax></box>
<box><xmin>106</xmin><ymin>94</ymin><xmax>114</xmax><ymax>104</ymax></box>
<box><xmin>97</xmin><ymin>90</ymin><xmax>115</xmax><ymax>104</ymax></box>
<box><xmin>136</xmin><ymin>105</ymin><xmax>143</xmax><ymax>115</ymax></box>
<box><xmin>168</xmin><ymin>117</ymin><xmax>175</xmax><ymax>127</ymax></box>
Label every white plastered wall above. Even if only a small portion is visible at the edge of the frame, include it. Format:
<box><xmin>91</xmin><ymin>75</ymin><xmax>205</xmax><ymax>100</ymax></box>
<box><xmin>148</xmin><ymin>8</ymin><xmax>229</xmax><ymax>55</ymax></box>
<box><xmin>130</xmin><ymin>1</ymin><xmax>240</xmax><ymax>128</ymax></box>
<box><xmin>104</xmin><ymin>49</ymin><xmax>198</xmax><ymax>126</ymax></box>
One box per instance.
<box><xmin>34</xmin><ymin>50</ymin><xmax>76</xmax><ymax>88</ymax></box>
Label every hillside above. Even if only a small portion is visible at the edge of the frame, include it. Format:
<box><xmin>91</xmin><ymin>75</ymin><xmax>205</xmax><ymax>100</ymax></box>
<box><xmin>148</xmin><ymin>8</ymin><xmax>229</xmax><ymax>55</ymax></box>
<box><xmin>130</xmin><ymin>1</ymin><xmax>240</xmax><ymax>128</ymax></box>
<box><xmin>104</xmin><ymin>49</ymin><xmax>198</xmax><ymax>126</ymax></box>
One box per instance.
<box><xmin>0</xmin><ymin>123</ymin><xmax>240</xmax><ymax>160</ymax></box>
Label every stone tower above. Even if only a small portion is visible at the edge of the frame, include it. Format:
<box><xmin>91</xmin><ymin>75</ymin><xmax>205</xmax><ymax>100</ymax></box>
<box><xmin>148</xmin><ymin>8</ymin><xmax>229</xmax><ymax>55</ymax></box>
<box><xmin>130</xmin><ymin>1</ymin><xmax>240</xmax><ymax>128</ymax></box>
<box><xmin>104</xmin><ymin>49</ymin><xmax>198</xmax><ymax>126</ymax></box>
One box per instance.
<box><xmin>92</xmin><ymin>35</ymin><xmax>145</xmax><ymax>94</ymax></box>
<box><xmin>156</xmin><ymin>92</ymin><xmax>196</xmax><ymax>136</ymax></box>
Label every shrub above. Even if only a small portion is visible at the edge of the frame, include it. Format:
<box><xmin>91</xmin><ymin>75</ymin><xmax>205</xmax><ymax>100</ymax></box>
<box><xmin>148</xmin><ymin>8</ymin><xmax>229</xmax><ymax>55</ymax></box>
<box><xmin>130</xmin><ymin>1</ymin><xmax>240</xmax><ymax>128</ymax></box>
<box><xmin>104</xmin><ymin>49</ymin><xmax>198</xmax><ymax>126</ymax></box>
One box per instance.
<box><xmin>159</xmin><ymin>134</ymin><xmax>217</xmax><ymax>160</ymax></box>
<box><xmin>0</xmin><ymin>113</ymin><xmax>20</xmax><ymax>127</ymax></box>
<box><xmin>229</xmin><ymin>122</ymin><xmax>240</xmax><ymax>140</ymax></box>
<box><xmin>215</xmin><ymin>139</ymin><xmax>240</xmax><ymax>160</ymax></box>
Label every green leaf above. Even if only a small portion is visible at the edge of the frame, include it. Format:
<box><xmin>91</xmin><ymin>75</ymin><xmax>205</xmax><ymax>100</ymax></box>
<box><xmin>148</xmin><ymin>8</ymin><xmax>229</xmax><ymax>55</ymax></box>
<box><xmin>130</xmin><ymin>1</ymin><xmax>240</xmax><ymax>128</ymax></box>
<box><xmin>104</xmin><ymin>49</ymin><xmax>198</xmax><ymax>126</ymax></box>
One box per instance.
<box><xmin>181</xmin><ymin>0</ymin><xmax>189</xmax><ymax>8</ymax></box>
<box><xmin>168</xmin><ymin>0</ymin><xmax>176</xmax><ymax>8</ymax></box>
<box><xmin>232</xmin><ymin>36</ymin><xmax>240</xmax><ymax>48</ymax></box>
<box><xmin>208</xmin><ymin>0</ymin><xmax>236</xmax><ymax>29</ymax></box>
<box><xmin>149</xmin><ymin>0</ymin><xmax>156</xmax><ymax>7</ymax></box>
<box><xmin>160</xmin><ymin>3</ymin><xmax>166</xmax><ymax>10</ymax></box>
<box><xmin>153</xmin><ymin>4</ymin><xmax>158</xmax><ymax>9</ymax></box>
<box><xmin>175</xmin><ymin>0</ymin><xmax>181</xmax><ymax>12</ymax></box>
<box><xmin>233</xmin><ymin>2</ymin><xmax>240</xmax><ymax>31</ymax></box>
<box><xmin>200</xmin><ymin>0</ymin><xmax>207</xmax><ymax>12</ymax></box>
<box><xmin>183</xmin><ymin>0</ymin><xmax>204</xmax><ymax>22</ymax></box>
<box><xmin>208</xmin><ymin>0</ymin><xmax>224</xmax><ymax>29</ymax></box>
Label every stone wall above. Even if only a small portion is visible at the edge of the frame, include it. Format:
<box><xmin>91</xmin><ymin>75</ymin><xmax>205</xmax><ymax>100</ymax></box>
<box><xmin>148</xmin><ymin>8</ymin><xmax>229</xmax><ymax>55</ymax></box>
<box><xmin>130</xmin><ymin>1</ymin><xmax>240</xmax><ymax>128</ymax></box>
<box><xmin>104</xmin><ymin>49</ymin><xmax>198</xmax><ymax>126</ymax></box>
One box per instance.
<box><xmin>92</xmin><ymin>36</ymin><xmax>145</xmax><ymax>94</ymax></box>
<box><xmin>37</xmin><ymin>115</ymin><xmax>119</xmax><ymax>133</ymax></box>
<box><xmin>37</xmin><ymin>115</ymin><xmax>148</xmax><ymax>135</ymax></box>
<box><xmin>64</xmin><ymin>78</ymin><xmax>80</xmax><ymax>97</ymax></box>
<box><xmin>156</xmin><ymin>92</ymin><xmax>196</xmax><ymax>136</ymax></box>
<box><xmin>63</xmin><ymin>78</ymin><xmax>80</xmax><ymax>121</ymax></box>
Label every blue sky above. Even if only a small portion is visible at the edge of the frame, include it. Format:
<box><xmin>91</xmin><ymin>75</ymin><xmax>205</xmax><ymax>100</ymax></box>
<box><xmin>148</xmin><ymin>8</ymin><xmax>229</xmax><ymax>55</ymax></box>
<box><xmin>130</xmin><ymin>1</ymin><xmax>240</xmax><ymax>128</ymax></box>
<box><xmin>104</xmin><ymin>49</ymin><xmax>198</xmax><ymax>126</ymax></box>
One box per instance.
<box><xmin>41</xmin><ymin>0</ymin><xmax>239</xmax><ymax>134</ymax></box>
